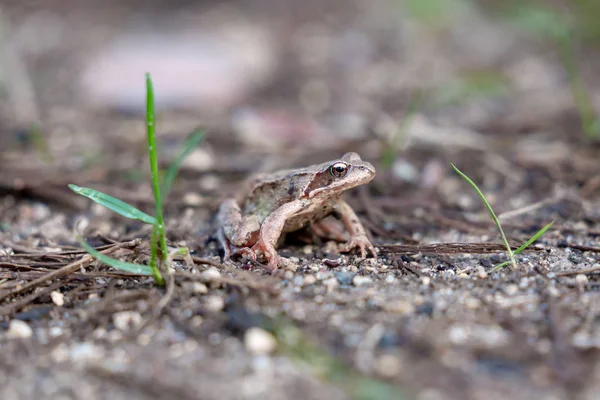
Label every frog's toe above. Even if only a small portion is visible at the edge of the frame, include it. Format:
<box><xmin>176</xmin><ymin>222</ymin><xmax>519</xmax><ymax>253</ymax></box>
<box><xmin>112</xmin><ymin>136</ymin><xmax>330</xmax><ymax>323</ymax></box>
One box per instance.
<box><xmin>340</xmin><ymin>235</ymin><xmax>378</xmax><ymax>259</ymax></box>
<box><xmin>230</xmin><ymin>246</ymin><xmax>257</xmax><ymax>261</ymax></box>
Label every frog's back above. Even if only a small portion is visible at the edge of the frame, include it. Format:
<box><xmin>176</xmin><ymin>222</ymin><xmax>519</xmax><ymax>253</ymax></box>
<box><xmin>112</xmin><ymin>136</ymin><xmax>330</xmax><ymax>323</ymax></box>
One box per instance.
<box><xmin>241</xmin><ymin>169</ymin><xmax>314</xmax><ymax>222</ymax></box>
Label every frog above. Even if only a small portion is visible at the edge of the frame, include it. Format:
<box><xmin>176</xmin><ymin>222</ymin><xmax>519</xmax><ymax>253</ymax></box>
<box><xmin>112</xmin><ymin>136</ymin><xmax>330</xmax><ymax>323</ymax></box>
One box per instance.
<box><xmin>217</xmin><ymin>152</ymin><xmax>378</xmax><ymax>270</ymax></box>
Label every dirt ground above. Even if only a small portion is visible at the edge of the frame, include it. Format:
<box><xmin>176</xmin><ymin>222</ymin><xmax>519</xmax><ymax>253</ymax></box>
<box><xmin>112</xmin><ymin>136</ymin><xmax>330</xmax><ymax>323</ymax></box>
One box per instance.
<box><xmin>1</xmin><ymin>1</ymin><xmax>600</xmax><ymax>399</ymax></box>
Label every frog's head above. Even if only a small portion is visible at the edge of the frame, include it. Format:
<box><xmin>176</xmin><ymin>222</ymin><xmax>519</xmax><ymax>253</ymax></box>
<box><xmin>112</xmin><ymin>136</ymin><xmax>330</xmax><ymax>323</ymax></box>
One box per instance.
<box><xmin>305</xmin><ymin>152</ymin><xmax>375</xmax><ymax>198</ymax></box>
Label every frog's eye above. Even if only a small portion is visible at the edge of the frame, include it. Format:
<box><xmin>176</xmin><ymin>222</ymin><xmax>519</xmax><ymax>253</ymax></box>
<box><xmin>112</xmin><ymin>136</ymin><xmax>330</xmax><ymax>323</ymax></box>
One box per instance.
<box><xmin>329</xmin><ymin>162</ymin><xmax>348</xmax><ymax>178</ymax></box>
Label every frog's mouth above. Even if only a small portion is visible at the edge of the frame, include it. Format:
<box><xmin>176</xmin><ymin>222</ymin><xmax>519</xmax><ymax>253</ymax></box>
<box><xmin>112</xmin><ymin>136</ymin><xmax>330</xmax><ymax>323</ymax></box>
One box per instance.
<box><xmin>305</xmin><ymin>164</ymin><xmax>375</xmax><ymax>198</ymax></box>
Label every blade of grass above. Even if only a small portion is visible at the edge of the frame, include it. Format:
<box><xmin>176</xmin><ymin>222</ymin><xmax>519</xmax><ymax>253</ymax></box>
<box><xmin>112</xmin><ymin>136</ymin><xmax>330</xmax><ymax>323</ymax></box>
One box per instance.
<box><xmin>491</xmin><ymin>220</ymin><xmax>554</xmax><ymax>272</ymax></box>
<box><xmin>146</xmin><ymin>73</ymin><xmax>168</xmax><ymax>280</ymax></box>
<box><xmin>450</xmin><ymin>163</ymin><xmax>517</xmax><ymax>268</ymax></box>
<box><xmin>78</xmin><ymin>237</ymin><xmax>154</xmax><ymax>275</ymax></box>
<box><xmin>68</xmin><ymin>184</ymin><xmax>157</xmax><ymax>225</ymax></box>
<box><xmin>161</xmin><ymin>129</ymin><xmax>205</xmax><ymax>198</ymax></box>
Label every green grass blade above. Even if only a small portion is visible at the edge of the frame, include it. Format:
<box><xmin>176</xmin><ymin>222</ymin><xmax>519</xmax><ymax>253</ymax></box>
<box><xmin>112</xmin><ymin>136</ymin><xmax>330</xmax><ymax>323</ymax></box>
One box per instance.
<box><xmin>69</xmin><ymin>184</ymin><xmax>157</xmax><ymax>225</ymax></box>
<box><xmin>491</xmin><ymin>220</ymin><xmax>554</xmax><ymax>272</ymax></box>
<box><xmin>450</xmin><ymin>163</ymin><xmax>517</xmax><ymax>268</ymax></box>
<box><xmin>145</xmin><ymin>73</ymin><xmax>168</xmax><ymax>283</ymax></box>
<box><xmin>79</xmin><ymin>237</ymin><xmax>154</xmax><ymax>275</ymax></box>
<box><xmin>161</xmin><ymin>129</ymin><xmax>205</xmax><ymax>198</ymax></box>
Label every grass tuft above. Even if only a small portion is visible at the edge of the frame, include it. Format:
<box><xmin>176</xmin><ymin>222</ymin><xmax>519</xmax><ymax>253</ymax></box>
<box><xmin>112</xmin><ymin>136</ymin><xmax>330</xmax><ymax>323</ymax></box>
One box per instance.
<box><xmin>451</xmin><ymin>163</ymin><xmax>553</xmax><ymax>271</ymax></box>
<box><xmin>69</xmin><ymin>73</ymin><xmax>204</xmax><ymax>285</ymax></box>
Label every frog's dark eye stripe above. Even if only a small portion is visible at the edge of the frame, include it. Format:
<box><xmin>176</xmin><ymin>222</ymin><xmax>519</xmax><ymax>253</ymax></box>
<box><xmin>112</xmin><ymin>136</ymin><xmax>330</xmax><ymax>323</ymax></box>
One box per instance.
<box><xmin>329</xmin><ymin>162</ymin><xmax>348</xmax><ymax>178</ymax></box>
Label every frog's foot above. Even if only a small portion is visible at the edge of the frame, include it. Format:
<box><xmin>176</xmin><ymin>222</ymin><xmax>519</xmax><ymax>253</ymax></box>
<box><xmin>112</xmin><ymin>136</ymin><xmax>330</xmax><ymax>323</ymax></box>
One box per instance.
<box><xmin>251</xmin><ymin>238</ymin><xmax>280</xmax><ymax>271</ymax></box>
<box><xmin>339</xmin><ymin>234</ymin><xmax>378</xmax><ymax>259</ymax></box>
<box><xmin>230</xmin><ymin>246</ymin><xmax>257</xmax><ymax>261</ymax></box>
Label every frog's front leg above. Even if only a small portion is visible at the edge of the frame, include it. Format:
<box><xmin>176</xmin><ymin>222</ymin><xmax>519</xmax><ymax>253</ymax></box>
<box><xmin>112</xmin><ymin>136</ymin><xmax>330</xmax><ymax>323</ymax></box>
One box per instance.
<box><xmin>251</xmin><ymin>199</ymin><xmax>306</xmax><ymax>271</ymax></box>
<box><xmin>217</xmin><ymin>198</ymin><xmax>260</xmax><ymax>260</ymax></box>
<box><xmin>336</xmin><ymin>199</ymin><xmax>378</xmax><ymax>258</ymax></box>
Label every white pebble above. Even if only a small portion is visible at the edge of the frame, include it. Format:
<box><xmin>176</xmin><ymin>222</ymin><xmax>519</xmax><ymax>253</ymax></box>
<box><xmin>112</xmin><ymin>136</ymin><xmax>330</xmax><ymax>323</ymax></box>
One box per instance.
<box><xmin>50</xmin><ymin>291</ymin><xmax>65</xmax><ymax>306</ymax></box>
<box><xmin>504</xmin><ymin>284</ymin><xmax>518</xmax><ymax>296</ymax></box>
<box><xmin>192</xmin><ymin>282</ymin><xmax>208</xmax><ymax>294</ymax></box>
<box><xmin>202</xmin><ymin>267</ymin><xmax>221</xmax><ymax>281</ymax></box>
<box><xmin>576</xmin><ymin>274</ymin><xmax>589</xmax><ymax>285</ymax></box>
<box><xmin>112</xmin><ymin>311</ymin><xmax>143</xmax><ymax>331</ymax></box>
<box><xmin>6</xmin><ymin>320</ymin><xmax>33</xmax><ymax>339</ymax></box>
<box><xmin>244</xmin><ymin>327</ymin><xmax>277</xmax><ymax>355</ymax></box>
<box><xmin>303</xmin><ymin>274</ymin><xmax>316</xmax><ymax>285</ymax></box>
<box><xmin>204</xmin><ymin>295</ymin><xmax>225</xmax><ymax>312</ymax></box>
<box><xmin>352</xmin><ymin>275</ymin><xmax>373</xmax><ymax>287</ymax></box>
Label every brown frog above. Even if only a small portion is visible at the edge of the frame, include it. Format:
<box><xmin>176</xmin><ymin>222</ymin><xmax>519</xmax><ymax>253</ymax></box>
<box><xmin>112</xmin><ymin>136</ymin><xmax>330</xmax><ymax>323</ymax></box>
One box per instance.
<box><xmin>217</xmin><ymin>152</ymin><xmax>378</xmax><ymax>270</ymax></box>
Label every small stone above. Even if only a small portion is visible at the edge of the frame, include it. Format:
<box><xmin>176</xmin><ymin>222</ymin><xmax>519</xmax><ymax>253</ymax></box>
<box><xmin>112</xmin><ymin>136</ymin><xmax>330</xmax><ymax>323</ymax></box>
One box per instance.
<box><xmin>420</xmin><ymin>276</ymin><xmax>431</xmax><ymax>286</ymax></box>
<box><xmin>183</xmin><ymin>192</ymin><xmax>204</xmax><ymax>206</ymax></box>
<box><xmin>352</xmin><ymin>275</ymin><xmax>373</xmax><ymax>287</ymax></box>
<box><xmin>6</xmin><ymin>320</ymin><xmax>33</xmax><ymax>339</ymax></box>
<box><xmin>335</xmin><ymin>271</ymin><xmax>356</xmax><ymax>285</ymax></box>
<box><xmin>324</xmin><ymin>277</ymin><xmax>339</xmax><ymax>292</ymax></box>
<box><xmin>441</xmin><ymin>270</ymin><xmax>455</xmax><ymax>279</ymax></box>
<box><xmin>202</xmin><ymin>267</ymin><xmax>221</xmax><ymax>281</ymax></box>
<box><xmin>464</xmin><ymin>297</ymin><xmax>481</xmax><ymax>309</ymax></box>
<box><xmin>448</xmin><ymin>325</ymin><xmax>468</xmax><ymax>345</ymax></box>
<box><xmin>204</xmin><ymin>295</ymin><xmax>225</xmax><ymax>312</ymax></box>
<box><xmin>292</xmin><ymin>275</ymin><xmax>304</xmax><ymax>286</ymax></box>
<box><xmin>303</xmin><ymin>274</ymin><xmax>316</xmax><ymax>285</ymax></box>
<box><xmin>477</xmin><ymin>266</ymin><xmax>488</xmax><ymax>279</ymax></box>
<box><xmin>50</xmin><ymin>291</ymin><xmax>65</xmax><ymax>306</ymax></box>
<box><xmin>113</xmin><ymin>311</ymin><xmax>143</xmax><ymax>331</ymax></box>
<box><xmin>547</xmin><ymin>285</ymin><xmax>560</xmax><ymax>297</ymax></box>
<box><xmin>302</xmin><ymin>245</ymin><xmax>314</xmax><ymax>255</ymax></box>
<box><xmin>575</xmin><ymin>274</ymin><xmax>589</xmax><ymax>285</ymax></box>
<box><xmin>283</xmin><ymin>270</ymin><xmax>295</xmax><ymax>280</ymax></box>
<box><xmin>191</xmin><ymin>282</ymin><xmax>208</xmax><ymax>294</ymax></box>
<box><xmin>316</xmin><ymin>270</ymin><xmax>332</xmax><ymax>280</ymax></box>
<box><xmin>384</xmin><ymin>300</ymin><xmax>414</xmax><ymax>314</ymax></box>
<box><xmin>504</xmin><ymin>284</ymin><xmax>519</xmax><ymax>296</ymax></box>
<box><xmin>244</xmin><ymin>327</ymin><xmax>277</xmax><ymax>355</ymax></box>
<box><xmin>48</xmin><ymin>327</ymin><xmax>64</xmax><ymax>338</ymax></box>
<box><xmin>70</xmin><ymin>342</ymin><xmax>104</xmax><ymax>363</ymax></box>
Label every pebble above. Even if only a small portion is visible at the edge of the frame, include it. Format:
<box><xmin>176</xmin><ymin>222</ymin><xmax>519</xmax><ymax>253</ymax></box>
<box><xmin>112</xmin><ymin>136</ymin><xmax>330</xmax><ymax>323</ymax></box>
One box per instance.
<box><xmin>292</xmin><ymin>275</ymin><xmax>304</xmax><ymax>287</ymax></box>
<box><xmin>191</xmin><ymin>282</ymin><xmax>208</xmax><ymax>294</ymax></box>
<box><xmin>575</xmin><ymin>274</ymin><xmax>589</xmax><ymax>285</ymax></box>
<box><xmin>112</xmin><ymin>311</ymin><xmax>142</xmax><ymax>331</ymax></box>
<box><xmin>50</xmin><ymin>291</ymin><xmax>65</xmax><ymax>306</ymax></box>
<box><xmin>504</xmin><ymin>284</ymin><xmax>519</xmax><ymax>296</ymax></box>
<box><xmin>324</xmin><ymin>277</ymin><xmax>339</xmax><ymax>292</ymax></box>
<box><xmin>303</xmin><ymin>274</ymin><xmax>316</xmax><ymax>285</ymax></box>
<box><xmin>203</xmin><ymin>295</ymin><xmax>225</xmax><ymax>312</ymax></box>
<box><xmin>202</xmin><ymin>267</ymin><xmax>222</xmax><ymax>281</ymax></box>
<box><xmin>69</xmin><ymin>342</ymin><xmax>104</xmax><ymax>363</ymax></box>
<box><xmin>244</xmin><ymin>327</ymin><xmax>277</xmax><ymax>355</ymax></box>
<box><xmin>352</xmin><ymin>275</ymin><xmax>373</xmax><ymax>287</ymax></box>
<box><xmin>6</xmin><ymin>319</ymin><xmax>33</xmax><ymax>339</ymax></box>
<box><xmin>477</xmin><ymin>266</ymin><xmax>488</xmax><ymax>279</ymax></box>
<box><xmin>335</xmin><ymin>271</ymin><xmax>356</xmax><ymax>285</ymax></box>
<box><xmin>384</xmin><ymin>300</ymin><xmax>414</xmax><ymax>314</ymax></box>
<box><xmin>464</xmin><ymin>297</ymin><xmax>481</xmax><ymax>309</ymax></box>
<box><xmin>316</xmin><ymin>270</ymin><xmax>332</xmax><ymax>281</ymax></box>
<box><xmin>48</xmin><ymin>327</ymin><xmax>64</xmax><ymax>338</ymax></box>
